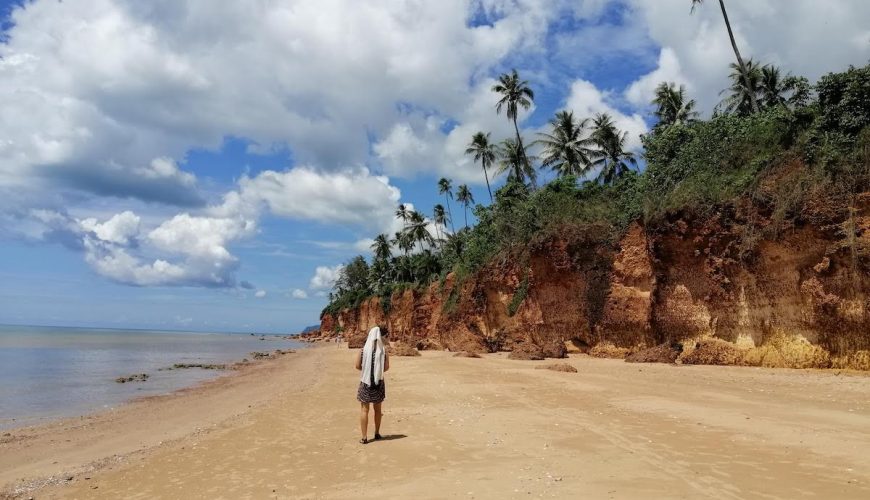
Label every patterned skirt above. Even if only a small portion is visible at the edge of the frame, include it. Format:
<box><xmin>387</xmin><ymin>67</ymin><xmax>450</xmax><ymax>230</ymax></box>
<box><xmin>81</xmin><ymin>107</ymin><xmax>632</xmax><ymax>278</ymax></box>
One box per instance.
<box><xmin>357</xmin><ymin>380</ymin><xmax>386</xmax><ymax>403</ymax></box>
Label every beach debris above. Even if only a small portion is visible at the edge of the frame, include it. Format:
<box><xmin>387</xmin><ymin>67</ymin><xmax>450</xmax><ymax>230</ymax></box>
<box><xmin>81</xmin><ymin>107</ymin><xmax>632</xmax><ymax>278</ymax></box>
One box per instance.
<box><xmin>390</xmin><ymin>343</ymin><xmax>421</xmax><ymax>357</ymax></box>
<box><xmin>588</xmin><ymin>342</ymin><xmax>630</xmax><ymax>359</ymax></box>
<box><xmin>625</xmin><ymin>342</ymin><xmax>683</xmax><ymax>364</ymax></box>
<box><xmin>680</xmin><ymin>338</ymin><xmax>743</xmax><ymax>366</ymax></box>
<box><xmin>453</xmin><ymin>351</ymin><xmax>482</xmax><ymax>358</ymax></box>
<box><xmin>535</xmin><ymin>363</ymin><xmax>577</xmax><ymax>373</ymax></box>
<box><xmin>115</xmin><ymin>373</ymin><xmax>149</xmax><ymax>383</ymax></box>
<box><xmin>159</xmin><ymin>363</ymin><xmax>227</xmax><ymax>371</ymax></box>
<box><xmin>508</xmin><ymin>342</ymin><xmax>545</xmax><ymax>360</ymax></box>
<box><xmin>248</xmin><ymin>349</ymin><xmax>296</xmax><ymax>360</ymax></box>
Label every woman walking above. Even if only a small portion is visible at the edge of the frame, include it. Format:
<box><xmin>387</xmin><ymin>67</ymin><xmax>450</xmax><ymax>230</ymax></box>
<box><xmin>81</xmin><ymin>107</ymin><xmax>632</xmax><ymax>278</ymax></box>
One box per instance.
<box><xmin>355</xmin><ymin>325</ymin><xmax>390</xmax><ymax>444</ymax></box>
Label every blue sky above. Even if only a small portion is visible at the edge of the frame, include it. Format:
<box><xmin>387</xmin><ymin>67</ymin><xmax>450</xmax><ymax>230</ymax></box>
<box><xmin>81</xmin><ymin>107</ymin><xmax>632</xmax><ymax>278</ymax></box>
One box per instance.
<box><xmin>0</xmin><ymin>0</ymin><xmax>867</xmax><ymax>333</ymax></box>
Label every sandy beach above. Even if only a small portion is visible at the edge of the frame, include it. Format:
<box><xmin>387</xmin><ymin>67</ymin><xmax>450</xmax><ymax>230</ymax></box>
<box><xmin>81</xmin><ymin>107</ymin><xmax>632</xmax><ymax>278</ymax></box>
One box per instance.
<box><xmin>2</xmin><ymin>344</ymin><xmax>870</xmax><ymax>499</ymax></box>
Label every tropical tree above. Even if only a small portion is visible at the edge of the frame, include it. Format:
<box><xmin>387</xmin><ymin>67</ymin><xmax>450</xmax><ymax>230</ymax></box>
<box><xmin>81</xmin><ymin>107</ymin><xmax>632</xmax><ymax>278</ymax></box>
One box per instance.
<box><xmin>392</xmin><ymin>231</ymin><xmax>413</xmax><ymax>257</ymax></box>
<box><xmin>719</xmin><ymin>60</ymin><xmax>763</xmax><ymax>115</ymax></box>
<box><xmin>433</xmin><ymin>204</ymin><xmax>449</xmax><ymax>247</ymax></box>
<box><xmin>691</xmin><ymin>0</ymin><xmax>760</xmax><ymax>113</ymax></box>
<box><xmin>533</xmin><ymin>110</ymin><xmax>596</xmax><ymax>178</ymax></box>
<box><xmin>493</xmin><ymin>69</ymin><xmax>534</xmax><ymax>170</ymax></box>
<box><xmin>652</xmin><ymin>82</ymin><xmax>699</xmax><ymax>127</ymax></box>
<box><xmin>497</xmin><ymin>138</ymin><xmax>537</xmax><ymax>187</ymax></box>
<box><xmin>456</xmin><ymin>184</ymin><xmax>475</xmax><ymax>229</ymax></box>
<box><xmin>407</xmin><ymin>210</ymin><xmax>435</xmax><ymax>252</ymax></box>
<box><xmin>395</xmin><ymin>203</ymin><xmax>410</xmax><ymax>229</ymax></box>
<box><xmin>758</xmin><ymin>64</ymin><xmax>811</xmax><ymax>109</ymax></box>
<box><xmin>437</xmin><ymin>177</ymin><xmax>456</xmax><ymax>233</ymax></box>
<box><xmin>465</xmin><ymin>131</ymin><xmax>497</xmax><ymax>202</ymax></box>
<box><xmin>591</xmin><ymin>113</ymin><xmax>638</xmax><ymax>184</ymax></box>
<box><xmin>371</xmin><ymin>234</ymin><xmax>391</xmax><ymax>262</ymax></box>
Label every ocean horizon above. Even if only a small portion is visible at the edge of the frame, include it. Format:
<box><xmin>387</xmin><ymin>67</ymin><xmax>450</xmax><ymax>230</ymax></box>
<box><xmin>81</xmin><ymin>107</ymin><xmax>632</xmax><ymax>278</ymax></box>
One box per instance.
<box><xmin>0</xmin><ymin>324</ymin><xmax>303</xmax><ymax>430</ymax></box>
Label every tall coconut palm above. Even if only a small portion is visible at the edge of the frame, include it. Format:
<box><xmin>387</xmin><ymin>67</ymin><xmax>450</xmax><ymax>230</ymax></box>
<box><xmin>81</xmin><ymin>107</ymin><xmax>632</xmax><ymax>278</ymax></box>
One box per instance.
<box><xmin>407</xmin><ymin>211</ymin><xmax>434</xmax><ymax>252</ymax></box>
<box><xmin>533</xmin><ymin>110</ymin><xmax>596</xmax><ymax>178</ymax></box>
<box><xmin>591</xmin><ymin>113</ymin><xmax>638</xmax><ymax>184</ymax></box>
<box><xmin>392</xmin><ymin>231</ymin><xmax>413</xmax><ymax>257</ymax></box>
<box><xmin>456</xmin><ymin>184</ymin><xmax>475</xmax><ymax>229</ymax></box>
<box><xmin>433</xmin><ymin>204</ymin><xmax>448</xmax><ymax>247</ymax></box>
<box><xmin>465</xmin><ymin>131</ymin><xmax>497</xmax><ymax>202</ymax></box>
<box><xmin>395</xmin><ymin>203</ymin><xmax>410</xmax><ymax>229</ymax></box>
<box><xmin>691</xmin><ymin>0</ymin><xmax>759</xmax><ymax>113</ymax></box>
<box><xmin>492</xmin><ymin>69</ymin><xmax>534</xmax><ymax>170</ymax></box>
<box><xmin>370</xmin><ymin>234</ymin><xmax>392</xmax><ymax>262</ymax></box>
<box><xmin>437</xmin><ymin>177</ymin><xmax>456</xmax><ymax>233</ymax></box>
<box><xmin>497</xmin><ymin>138</ymin><xmax>537</xmax><ymax>187</ymax></box>
<box><xmin>719</xmin><ymin>60</ymin><xmax>763</xmax><ymax>116</ymax></box>
<box><xmin>652</xmin><ymin>82</ymin><xmax>699</xmax><ymax>126</ymax></box>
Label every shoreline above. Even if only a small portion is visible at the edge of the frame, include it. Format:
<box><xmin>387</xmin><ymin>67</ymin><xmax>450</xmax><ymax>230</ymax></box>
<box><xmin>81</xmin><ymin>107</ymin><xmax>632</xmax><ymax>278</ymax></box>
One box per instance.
<box><xmin>4</xmin><ymin>345</ymin><xmax>870</xmax><ymax>499</ymax></box>
<box><xmin>0</xmin><ymin>344</ymin><xmax>319</xmax><ymax>498</ymax></box>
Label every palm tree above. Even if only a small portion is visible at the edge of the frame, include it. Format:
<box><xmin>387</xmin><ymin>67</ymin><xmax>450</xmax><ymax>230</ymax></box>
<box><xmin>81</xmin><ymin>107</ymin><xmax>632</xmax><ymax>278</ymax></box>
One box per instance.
<box><xmin>492</xmin><ymin>69</ymin><xmax>534</xmax><ymax>170</ymax></box>
<box><xmin>371</xmin><ymin>234</ymin><xmax>391</xmax><ymax>262</ymax></box>
<box><xmin>406</xmin><ymin>211</ymin><xmax>434</xmax><ymax>252</ymax></box>
<box><xmin>591</xmin><ymin>113</ymin><xmax>638</xmax><ymax>184</ymax></box>
<box><xmin>719</xmin><ymin>60</ymin><xmax>763</xmax><ymax>116</ymax></box>
<box><xmin>691</xmin><ymin>0</ymin><xmax>759</xmax><ymax>113</ymax></box>
<box><xmin>465</xmin><ymin>132</ymin><xmax>497</xmax><ymax>202</ymax></box>
<box><xmin>456</xmin><ymin>185</ymin><xmax>474</xmax><ymax>229</ymax></box>
<box><xmin>433</xmin><ymin>204</ymin><xmax>448</xmax><ymax>247</ymax></box>
<box><xmin>437</xmin><ymin>178</ymin><xmax>456</xmax><ymax>233</ymax></box>
<box><xmin>392</xmin><ymin>231</ymin><xmax>413</xmax><ymax>257</ymax></box>
<box><xmin>533</xmin><ymin>110</ymin><xmax>596</xmax><ymax>178</ymax></box>
<box><xmin>497</xmin><ymin>138</ymin><xmax>537</xmax><ymax>187</ymax></box>
<box><xmin>395</xmin><ymin>203</ymin><xmax>410</xmax><ymax>229</ymax></box>
<box><xmin>652</xmin><ymin>82</ymin><xmax>699</xmax><ymax>127</ymax></box>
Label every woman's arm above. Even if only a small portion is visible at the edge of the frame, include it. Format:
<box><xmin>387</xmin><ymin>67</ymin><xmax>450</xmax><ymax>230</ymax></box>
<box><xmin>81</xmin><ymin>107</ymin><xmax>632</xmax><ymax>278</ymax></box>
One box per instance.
<box><xmin>384</xmin><ymin>351</ymin><xmax>390</xmax><ymax>372</ymax></box>
<box><xmin>354</xmin><ymin>350</ymin><xmax>362</xmax><ymax>371</ymax></box>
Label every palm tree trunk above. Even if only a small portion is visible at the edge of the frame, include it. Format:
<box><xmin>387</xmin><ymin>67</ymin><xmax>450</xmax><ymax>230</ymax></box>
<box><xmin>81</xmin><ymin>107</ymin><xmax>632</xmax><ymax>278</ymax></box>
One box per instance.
<box><xmin>464</xmin><ymin>206</ymin><xmax>468</xmax><ymax>229</ymax></box>
<box><xmin>512</xmin><ymin>118</ymin><xmax>531</xmax><ymax>174</ymax></box>
<box><xmin>483</xmin><ymin>165</ymin><xmax>493</xmax><ymax>203</ymax></box>
<box><xmin>444</xmin><ymin>196</ymin><xmax>455</xmax><ymax>233</ymax></box>
<box><xmin>718</xmin><ymin>0</ymin><xmax>759</xmax><ymax>113</ymax></box>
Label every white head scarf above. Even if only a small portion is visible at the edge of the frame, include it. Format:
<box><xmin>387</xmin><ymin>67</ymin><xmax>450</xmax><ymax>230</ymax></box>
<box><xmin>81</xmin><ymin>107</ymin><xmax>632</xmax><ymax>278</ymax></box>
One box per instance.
<box><xmin>360</xmin><ymin>326</ymin><xmax>385</xmax><ymax>387</ymax></box>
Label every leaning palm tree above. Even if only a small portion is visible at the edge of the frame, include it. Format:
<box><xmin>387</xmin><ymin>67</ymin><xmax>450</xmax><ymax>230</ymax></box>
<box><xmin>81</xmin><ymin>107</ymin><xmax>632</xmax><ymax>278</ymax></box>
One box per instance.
<box><xmin>497</xmin><ymin>138</ymin><xmax>537</xmax><ymax>187</ymax></box>
<box><xmin>370</xmin><ymin>234</ymin><xmax>391</xmax><ymax>262</ymax></box>
<box><xmin>533</xmin><ymin>110</ymin><xmax>595</xmax><ymax>178</ymax></box>
<box><xmin>433</xmin><ymin>204</ymin><xmax>449</xmax><ymax>247</ymax></box>
<box><xmin>719</xmin><ymin>60</ymin><xmax>763</xmax><ymax>116</ymax></box>
<box><xmin>652</xmin><ymin>82</ymin><xmax>699</xmax><ymax>127</ymax></box>
<box><xmin>455</xmin><ymin>184</ymin><xmax>475</xmax><ymax>229</ymax></box>
<box><xmin>407</xmin><ymin>210</ymin><xmax>434</xmax><ymax>252</ymax></box>
<box><xmin>492</xmin><ymin>69</ymin><xmax>534</xmax><ymax>170</ymax></box>
<box><xmin>465</xmin><ymin>131</ymin><xmax>497</xmax><ymax>202</ymax></box>
<box><xmin>691</xmin><ymin>0</ymin><xmax>759</xmax><ymax>113</ymax></box>
<box><xmin>392</xmin><ymin>231</ymin><xmax>413</xmax><ymax>257</ymax></box>
<box><xmin>591</xmin><ymin>113</ymin><xmax>638</xmax><ymax>184</ymax></box>
<box><xmin>437</xmin><ymin>177</ymin><xmax>456</xmax><ymax>233</ymax></box>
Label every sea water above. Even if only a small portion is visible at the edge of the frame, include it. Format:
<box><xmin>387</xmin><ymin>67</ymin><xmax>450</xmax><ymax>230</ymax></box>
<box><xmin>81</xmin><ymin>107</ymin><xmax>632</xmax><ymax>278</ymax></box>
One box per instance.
<box><xmin>0</xmin><ymin>324</ymin><xmax>302</xmax><ymax>430</ymax></box>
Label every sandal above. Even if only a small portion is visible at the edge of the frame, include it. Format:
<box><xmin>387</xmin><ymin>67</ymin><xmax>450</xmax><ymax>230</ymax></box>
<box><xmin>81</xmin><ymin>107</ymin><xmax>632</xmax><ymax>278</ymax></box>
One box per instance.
<box><xmin>374</xmin><ymin>433</ymin><xmax>383</xmax><ymax>440</ymax></box>
<box><xmin>359</xmin><ymin>438</ymin><xmax>368</xmax><ymax>444</ymax></box>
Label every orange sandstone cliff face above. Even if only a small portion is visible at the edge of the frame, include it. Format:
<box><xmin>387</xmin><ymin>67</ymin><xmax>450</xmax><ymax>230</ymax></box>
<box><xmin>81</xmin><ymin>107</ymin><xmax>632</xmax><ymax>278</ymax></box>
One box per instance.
<box><xmin>322</xmin><ymin>197</ymin><xmax>870</xmax><ymax>368</ymax></box>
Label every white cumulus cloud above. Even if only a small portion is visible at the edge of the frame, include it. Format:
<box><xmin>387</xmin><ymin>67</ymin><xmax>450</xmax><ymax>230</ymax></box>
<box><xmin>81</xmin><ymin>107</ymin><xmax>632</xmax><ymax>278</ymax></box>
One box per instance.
<box><xmin>309</xmin><ymin>265</ymin><xmax>344</xmax><ymax>291</ymax></box>
<box><xmin>290</xmin><ymin>289</ymin><xmax>308</xmax><ymax>299</ymax></box>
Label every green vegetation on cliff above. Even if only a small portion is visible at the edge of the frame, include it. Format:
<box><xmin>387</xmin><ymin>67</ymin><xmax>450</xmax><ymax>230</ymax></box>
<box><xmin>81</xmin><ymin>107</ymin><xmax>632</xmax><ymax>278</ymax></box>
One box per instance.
<box><xmin>323</xmin><ymin>63</ymin><xmax>870</xmax><ymax>318</ymax></box>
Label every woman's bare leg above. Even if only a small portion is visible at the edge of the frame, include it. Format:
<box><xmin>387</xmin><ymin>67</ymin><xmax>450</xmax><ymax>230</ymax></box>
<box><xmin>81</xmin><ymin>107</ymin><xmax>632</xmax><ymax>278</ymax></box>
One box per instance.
<box><xmin>373</xmin><ymin>402</ymin><xmax>383</xmax><ymax>436</ymax></box>
<box><xmin>359</xmin><ymin>402</ymin><xmax>370</xmax><ymax>440</ymax></box>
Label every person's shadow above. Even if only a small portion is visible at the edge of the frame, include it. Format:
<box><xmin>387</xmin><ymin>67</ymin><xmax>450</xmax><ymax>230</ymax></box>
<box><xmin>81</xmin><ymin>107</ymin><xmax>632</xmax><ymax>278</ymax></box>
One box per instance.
<box><xmin>374</xmin><ymin>434</ymin><xmax>407</xmax><ymax>442</ymax></box>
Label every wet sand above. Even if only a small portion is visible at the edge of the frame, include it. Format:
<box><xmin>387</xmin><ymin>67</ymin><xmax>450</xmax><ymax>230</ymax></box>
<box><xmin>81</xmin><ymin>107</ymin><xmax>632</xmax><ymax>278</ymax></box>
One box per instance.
<box><xmin>2</xmin><ymin>345</ymin><xmax>869</xmax><ymax>499</ymax></box>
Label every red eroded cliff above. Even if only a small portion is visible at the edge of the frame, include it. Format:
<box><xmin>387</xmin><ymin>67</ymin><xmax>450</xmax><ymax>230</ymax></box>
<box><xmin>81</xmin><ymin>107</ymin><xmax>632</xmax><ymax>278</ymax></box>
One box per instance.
<box><xmin>322</xmin><ymin>194</ymin><xmax>870</xmax><ymax>369</ymax></box>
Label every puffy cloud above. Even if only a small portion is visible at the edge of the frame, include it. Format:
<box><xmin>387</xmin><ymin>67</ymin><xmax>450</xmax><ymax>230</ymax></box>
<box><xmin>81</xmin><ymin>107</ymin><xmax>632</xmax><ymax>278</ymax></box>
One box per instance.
<box><xmin>78</xmin><ymin>211</ymin><xmax>141</xmax><ymax>246</ymax></box>
<box><xmin>309</xmin><ymin>264</ymin><xmax>344</xmax><ymax>291</ymax></box>
<box><xmin>222</xmin><ymin>167</ymin><xmax>401</xmax><ymax>231</ymax></box>
<box><xmin>625</xmin><ymin>47</ymin><xmax>688</xmax><ymax>108</ymax></box>
<box><xmin>564</xmin><ymin>80</ymin><xmax>648</xmax><ymax>151</ymax></box>
<box><xmin>290</xmin><ymin>289</ymin><xmax>308</xmax><ymax>300</ymax></box>
<box><xmin>254</xmin><ymin>290</ymin><xmax>266</xmax><ymax>298</ymax></box>
<box><xmin>626</xmin><ymin>0</ymin><xmax>870</xmax><ymax>113</ymax></box>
